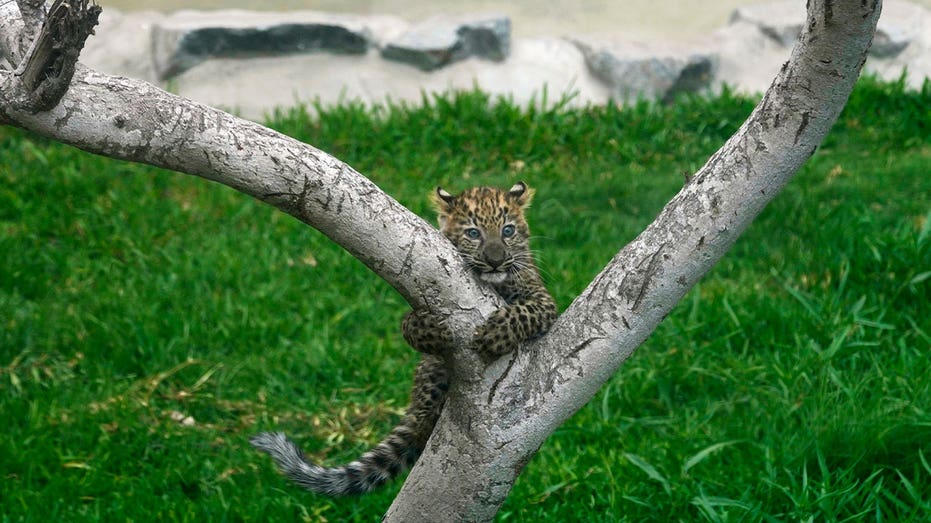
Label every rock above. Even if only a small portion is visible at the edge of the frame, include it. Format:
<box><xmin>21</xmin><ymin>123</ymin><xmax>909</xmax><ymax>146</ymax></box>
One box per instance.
<box><xmin>699</xmin><ymin>19</ymin><xmax>788</xmax><ymax>96</ymax></box>
<box><xmin>81</xmin><ymin>8</ymin><xmax>165</xmax><ymax>83</ymax></box>
<box><xmin>573</xmin><ymin>38</ymin><xmax>717</xmax><ymax>102</ymax></box>
<box><xmin>173</xmin><ymin>37</ymin><xmax>610</xmax><ymax>121</ymax></box>
<box><xmin>877</xmin><ymin>0</ymin><xmax>931</xmax><ymax>60</ymax></box>
<box><xmin>715</xmin><ymin>0</ymin><xmax>931</xmax><ymax>91</ymax></box>
<box><xmin>77</xmin><ymin>1</ymin><xmax>931</xmax><ymax>118</ymax></box>
<box><xmin>870</xmin><ymin>25</ymin><xmax>912</xmax><ymax>59</ymax></box>
<box><xmin>728</xmin><ymin>3</ymin><xmax>801</xmax><ymax>48</ymax></box>
<box><xmin>862</xmin><ymin>1</ymin><xmax>931</xmax><ymax>87</ymax></box>
<box><xmin>730</xmin><ymin>0</ymin><xmax>918</xmax><ymax>58</ymax></box>
<box><xmin>453</xmin><ymin>37</ymin><xmax>610</xmax><ymax>107</ymax></box>
<box><xmin>151</xmin><ymin>9</ymin><xmax>409</xmax><ymax>80</ymax></box>
<box><xmin>381</xmin><ymin>13</ymin><xmax>511</xmax><ymax>71</ymax></box>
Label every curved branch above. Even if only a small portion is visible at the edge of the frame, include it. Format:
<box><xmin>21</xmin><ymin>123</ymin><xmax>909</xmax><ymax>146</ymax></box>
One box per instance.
<box><xmin>386</xmin><ymin>1</ymin><xmax>881</xmax><ymax>520</ymax></box>
<box><xmin>0</xmin><ymin>5</ymin><xmax>501</xmax><ymax>343</ymax></box>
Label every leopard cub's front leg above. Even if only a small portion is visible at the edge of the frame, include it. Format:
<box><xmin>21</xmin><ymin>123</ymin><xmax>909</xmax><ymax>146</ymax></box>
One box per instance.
<box><xmin>471</xmin><ymin>307</ymin><xmax>518</xmax><ymax>361</ymax></box>
<box><xmin>471</xmin><ymin>295</ymin><xmax>558</xmax><ymax>361</ymax></box>
<box><xmin>402</xmin><ymin>309</ymin><xmax>453</xmax><ymax>355</ymax></box>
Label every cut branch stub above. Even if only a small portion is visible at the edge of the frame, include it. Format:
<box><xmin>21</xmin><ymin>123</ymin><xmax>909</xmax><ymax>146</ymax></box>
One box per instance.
<box><xmin>14</xmin><ymin>0</ymin><xmax>46</xmax><ymax>58</ymax></box>
<box><xmin>9</xmin><ymin>0</ymin><xmax>101</xmax><ymax>113</ymax></box>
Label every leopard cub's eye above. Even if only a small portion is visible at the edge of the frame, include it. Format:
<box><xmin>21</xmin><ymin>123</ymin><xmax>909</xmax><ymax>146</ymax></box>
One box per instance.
<box><xmin>464</xmin><ymin>228</ymin><xmax>481</xmax><ymax>239</ymax></box>
<box><xmin>501</xmin><ymin>225</ymin><xmax>516</xmax><ymax>238</ymax></box>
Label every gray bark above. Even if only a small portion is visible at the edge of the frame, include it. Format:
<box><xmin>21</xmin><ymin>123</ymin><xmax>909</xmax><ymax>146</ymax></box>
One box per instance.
<box><xmin>0</xmin><ymin>1</ymin><xmax>881</xmax><ymax>521</ymax></box>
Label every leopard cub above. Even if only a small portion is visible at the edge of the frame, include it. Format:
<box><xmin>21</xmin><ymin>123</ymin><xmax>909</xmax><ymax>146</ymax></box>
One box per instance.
<box><xmin>251</xmin><ymin>182</ymin><xmax>557</xmax><ymax>496</ymax></box>
<box><xmin>403</xmin><ymin>181</ymin><xmax>557</xmax><ymax>360</ymax></box>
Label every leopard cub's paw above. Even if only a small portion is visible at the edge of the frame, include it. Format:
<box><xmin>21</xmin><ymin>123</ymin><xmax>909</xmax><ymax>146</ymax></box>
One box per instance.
<box><xmin>471</xmin><ymin>308</ymin><xmax>516</xmax><ymax>360</ymax></box>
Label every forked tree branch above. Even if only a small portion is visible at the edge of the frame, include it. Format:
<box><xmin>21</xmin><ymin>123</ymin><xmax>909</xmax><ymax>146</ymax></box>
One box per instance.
<box><xmin>386</xmin><ymin>1</ymin><xmax>881</xmax><ymax>520</ymax></box>
<box><xmin>0</xmin><ymin>1</ymin><xmax>881</xmax><ymax>521</ymax></box>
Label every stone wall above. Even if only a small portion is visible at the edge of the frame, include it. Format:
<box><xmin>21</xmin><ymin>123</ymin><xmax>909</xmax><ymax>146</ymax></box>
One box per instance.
<box><xmin>81</xmin><ymin>1</ymin><xmax>931</xmax><ymax>119</ymax></box>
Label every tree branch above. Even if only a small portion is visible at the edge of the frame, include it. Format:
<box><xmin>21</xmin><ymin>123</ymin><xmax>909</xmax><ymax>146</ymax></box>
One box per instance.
<box><xmin>0</xmin><ymin>5</ymin><xmax>500</xmax><ymax>342</ymax></box>
<box><xmin>385</xmin><ymin>0</ymin><xmax>881</xmax><ymax>520</ymax></box>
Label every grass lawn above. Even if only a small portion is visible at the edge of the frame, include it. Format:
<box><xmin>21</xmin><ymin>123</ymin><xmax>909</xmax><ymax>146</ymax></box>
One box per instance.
<box><xmin>1</xmin><ymin>76</ymin><xmax>929</xmax><ymax>521</ymax></box>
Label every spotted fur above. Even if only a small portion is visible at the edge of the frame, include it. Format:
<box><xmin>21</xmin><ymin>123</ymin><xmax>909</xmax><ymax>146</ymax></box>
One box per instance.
<box><xmin>251</xmin><ymin>182</ymin><xmax>556</xmax><ymax>496</ymax></box>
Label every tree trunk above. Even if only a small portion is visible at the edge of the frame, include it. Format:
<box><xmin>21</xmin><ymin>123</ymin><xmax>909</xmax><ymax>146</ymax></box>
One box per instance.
<box><xmin>0</xmin><ymin>1</ymin><xmax>881</xmax><ymax>521</ymax></box>
<box><xmin>385</xmin><ymin>2</ymin><xmax>882</xmax><ymax>519</ymax></box>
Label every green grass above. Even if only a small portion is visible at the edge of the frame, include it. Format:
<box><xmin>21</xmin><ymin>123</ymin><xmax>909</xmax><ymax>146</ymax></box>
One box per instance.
<box><xmin>1</xmin><ymin>75</ymin><xmax>929</xmax><ymax>521</ymax></box>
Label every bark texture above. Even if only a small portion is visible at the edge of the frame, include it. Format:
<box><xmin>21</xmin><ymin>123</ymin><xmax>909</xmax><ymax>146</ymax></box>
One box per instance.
<box><xmin>0</xmin><ymin>1</ymin><xmax>881</xmax><ymax>521</ymax></box>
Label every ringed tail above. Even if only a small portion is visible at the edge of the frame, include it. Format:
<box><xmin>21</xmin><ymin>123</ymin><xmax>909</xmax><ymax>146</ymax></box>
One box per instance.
<box><xmin>250</xmin><ymin>420</ymin><xmax>425</xmax><ymax>496</ymax></box>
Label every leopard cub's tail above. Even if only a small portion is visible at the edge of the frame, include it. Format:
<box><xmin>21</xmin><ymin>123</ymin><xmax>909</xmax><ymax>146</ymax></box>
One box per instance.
<box><xmin>250</xmin><ymin>427</ymin><xmax>421</xmax><ymax>496</ymax></box>
<box><xmin>252</xmin><ymin>357</ymin><xmax>447</xmax><ymax>496</ymax></box>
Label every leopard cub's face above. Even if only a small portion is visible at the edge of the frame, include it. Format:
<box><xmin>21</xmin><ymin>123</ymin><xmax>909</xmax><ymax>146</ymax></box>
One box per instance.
<box><xmin>432</xmin><ymin>182</ymin><xmax>535</xmax><ymax>284</ymax></box>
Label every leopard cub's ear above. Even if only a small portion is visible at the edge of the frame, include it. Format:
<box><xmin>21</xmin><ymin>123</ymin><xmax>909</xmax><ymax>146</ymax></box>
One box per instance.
<box><xmin>436</xmin><ymin>187</ymin><xmax>455</xmax><ymax>204</ymax></box>
<box><xmin>430</xmin><ymin>187</ymin><xmax>456</xmax><ymax>228</ymax></box>
<box><xmin>508</xmin><ymin>181</ymin><xmax>534</xmax><ymax>208</ymax></box>
<box><xmin>431</xmin><ymin>186</ymin><xmax>456</xmax><ymax>211</ymax></box>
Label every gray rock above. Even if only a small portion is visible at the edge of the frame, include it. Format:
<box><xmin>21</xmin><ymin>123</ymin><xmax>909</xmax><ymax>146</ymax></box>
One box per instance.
<box><xmin>172</xmin><ymin>37</ymin><xmax>611</xmax><ymax>121</ymax></box>
<box><xmin>81</xmin><ymin>8</ymin><xmax>165</xmax><ymax>83</ymax></box>
<box><xmin>728</xmin><ymin>4</ymin><xmax>801</xmax><ymax>48</ymax></box>
<box><xmin>381</xmin><ymin>13</ymin><xmax>510</xmax><ymax>71</ymax></box>
<box><xmin>573</xmin><ymin>38</ymin><xmax>717</xmax><ymax>103</ymax></box>
<box><xmin>870</xmin><ymin>24</ymin><xmax>912</xmax><ymax>59</ymax></box>
<box><xmin>698</xmin><ymin>19</ymin><xmax>788</xmax><ymax>96</ymax></box>
<box><xmin>75</xmin><ymin>1</ymin><xmax>931</xmax><ymax>119</ymax></box>
<box><xmin>151</xmin><ymin>10</ymin><xmax>409</xmax><ymax>80</ymax></box>
<box><xmin>861</xmin><ymin>1</ymin><xmax>931</xmax><ymax>85</ymax></box>
<box><xmin>730</xmin><ymin>0</ymin><xmax>916</xmax><ymax>58</ymax></box>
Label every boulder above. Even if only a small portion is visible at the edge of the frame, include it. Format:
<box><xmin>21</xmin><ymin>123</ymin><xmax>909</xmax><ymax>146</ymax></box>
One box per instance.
<box><xmin>75</xmin><ymin>1</ymin><xmax>931</xmax><ymax>118</ymax></box>
<box><xmin>173</xmin><ymin>36</ymin><xmax>611</xmax><ymax>121</ymax></box>
<box><xmin>717</xmin><ymin>0</ymin><xmax>931</xmax><ymax>91</ymax></box>
<box><xmin>81</xmin><ymin>8</ymin><xmax>165</xmax><ymax>83</ymax></box>
<box><xmin>381</xmin><ymin>13</ymin><xmax>511</xmax><ymax>71</ymax></box>
<box><xmin>150</xmin><ymin>9</ymin><xmax>409</xmax><ymax>80</ymax></box>
<box><xmin>699</xmin><ymin>19</ymin><xmax>788</xmax><ymax>96</ymax></box>
<box><xmin>862</xmin><ymin>1</ymin><xmax>931</xmax><ymax>87</ymax></box>
<box><xmin>730</xmin><ymin>0</ymin><xmax>919</xmax><ymax>58</ymax></box>
<box><xmin>573</xmin><ymin>38</ymin><xmax>717</xmax><ymax>102</ymax></box>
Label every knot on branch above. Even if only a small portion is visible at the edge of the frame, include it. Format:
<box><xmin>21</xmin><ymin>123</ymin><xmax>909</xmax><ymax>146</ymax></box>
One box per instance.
<box><xmin>13</xmin><ymin>0</ymin><xmax>101</xmax><ymax>112</ymax></box>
